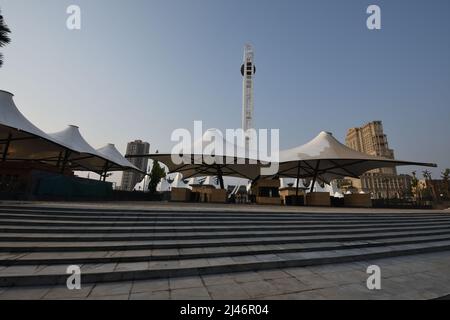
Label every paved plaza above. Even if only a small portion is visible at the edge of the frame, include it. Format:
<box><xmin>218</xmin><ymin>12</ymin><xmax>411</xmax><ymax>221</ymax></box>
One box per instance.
<box><xmin>0</xmin><ymin>202</ymin><xmax>449</xmax><ymax>300</ymax></box>
<box><xmin>0</xmin><ymin>251</ymin><xmax>450</xmax><ymax>300</ymax></box>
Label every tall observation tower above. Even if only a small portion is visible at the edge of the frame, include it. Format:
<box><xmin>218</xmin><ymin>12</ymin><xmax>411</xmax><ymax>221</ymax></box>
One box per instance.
<box><xmin>241</xmin><ymin>44</ymin><xmax>256</xmax><ymax>146</ymax></box>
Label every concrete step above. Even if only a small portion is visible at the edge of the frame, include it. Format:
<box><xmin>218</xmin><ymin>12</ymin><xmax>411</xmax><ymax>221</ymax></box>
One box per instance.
<box><xmin>1</xmin><ymin>220</ymin><xmax>449</xmax><ymax>234</ymax></box>
<box><xmin>1</xmin><ymin>225</ymin><xmax>450</xmax><ymax>242</ymax></box>
<box><xmin>2</xmin><ymin>216</ymin><xmax>450</xmax><ymax>228</ymax></box>
<box><xmin>1</xmin><ymin>205</ymin><xmax>449</xmax><ymax>289</ymax></box>
<box><xmin>2</xmin><ymin>234</ymin><xmax>450</xmax><ymax>266</ymax></box>
<box><xmin>2</xmin><ymin>240</ymin><xmax>450</xmax><ymax>287</ymax></box>
<box><xmin>2</xmin><ymin>228</ymin><xmax>450</xmax><ymax>252</ymax></box>
<box><xmin>1</xmin><ymin>212</ymin><xmax>450</xmax><ymax>223</ymax></box>
<box><xmin>1</xmin><ymin>206</ymin><xmax>448</xmax><ymax>218</ymax></box>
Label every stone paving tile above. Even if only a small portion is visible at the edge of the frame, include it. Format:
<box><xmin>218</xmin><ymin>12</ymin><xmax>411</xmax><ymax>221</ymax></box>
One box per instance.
<box><xmin>207</xmin><ymin>257</ymin><xmax>236</xmax><ymax>266</ymax></box>
<box><xmin>203</xmin><ymin>247</ymin><xmax>229</xmax><ymax>254</ymax></box>
<box><xmin>148</xmin><ymin>260</ymin><xmax>180</xmax><ymax>269</ymax></box>
<box><xmin>254</xmin><ymin>254</ymin><xmax>284</xmax><ymax>262</ymax></box>
<box><xmin>131</xmin><ymin>278</ymin><xmax>169</xmax><ymax>293</ymax></box>
<box><xmin>284</xmin><ymin>267</ymin><xmax>317</xmax><ymax>278</ymax></box>
<box><xmin>308</xmin><ymin>262</ymin><xmax>367</xmax><ymax>274</ymax></box>
<box><xmin>231</xmin><ymin>271</ymin><xmax>264</xmax><ymax>283</ymax></box>
<box><xmin>42</xmin><ymin>284</ymin><xmax>94</xmax><ymax>300</ymax></box>
<box><xmin>241</xmin><ymin>244</ymin><xmax>270</xmax><ymax>252</ymax></box>
<box><xmin>114</xmin><ymin>262</ymin><xmax>149</xmax><ymax>272</ymax></box>
<box><xmin>292</xmin><ymin>273</ymin><xmax>335</xmax><ymax>290</ymax></box>
<box><xmin>381</xmin><ymin>264</ymin><xmax>426</xmax><ymax>278</ymax></box>
<box><xmin>239</xmin><ymin>280</ymin><xmax>282</xmax><ymax>299</ymax></box>
<box><xmin>170</xmin><ymin>287</ymin><xmax>211</xmax><ymax>300</ymax></box>
<box><xmin>101</xmin><ymin>251</ymin><xmax>119</xmax><ymax>258</ymax></box>
<box><xmin>81</xmin><ymin>263</ymin><xmax>118</xmax><ymax>274</ymax></box>
<box><xmin>331</xmin><ymin>284</ymin><xmax>395</xmax><ymax>300</ymax></box>
<box><xmin>0</xmin><ymin>286</ymin><xmax>51</xmax><ymax>300</ymax></box>
<box><xmin>319</xmin><ymin>270</ymin><xmax>367</xmax><ymax>286</ymax></box>
<box><xmin>266</xmin><ymin>277</ymin><xmax>310</xmax><ymax>294</ymax></box>
<box><xmin>178</xmin><ymin>248</ymin><xmax>204</xmax><ymax>255</ymax></box>
<box><xmin>179</xmin><ymin>258</ymin><xmax>209</xmax><ymax>268</ymax></box>
<box><xmin>201</xmin><ymin>274</ymin><xmax>236</xmax><ymax>286</ymax></box>
<box><xmin>272</xmin><ymin>290</ymin><xmax>329</xmax><ymax>300</ymax></box>
<box><xmin>88</xmin><ymin>281</ymin><xmax>133</xmax><ymax>297</ymax></box>
<box><xmin>87</xmin><ymin>294</ymin><xmax>130</xmax><ymax>300</ymax></box>
<box><xmin>169</xmin><ymin>276</ymin><xmax>204</xmax><ymax>290</ymax></box>
<box><xmin>416</xmin><ymin>288</ymin><xmax>449</xmax><ymax>300</ymax></box>
<box><xmin>422</xmin><ymin>270</ymin><xmax>450</xmax><ymax>287</ymax></box>
<box><xmin>34</xmin><ymin>265</ymin><xmax>68</xmax><ymax>275</ymax></box>
<box><xmin>0</xmin><ymin>265</ymin><xmax>42</xmax><ymax>276</ymax></box>
<box><xmin>152</xmin><ymin>249</ymin><xmax>179</xmax><ymax>257</ymax></box>
<box><xmin>0</xmin><ymin>253</ymin><xmax>26</xmax><ymax>260</ymax></box>
<box><xmin>130</xmin><ymin>290</ymin><xmax>170</xmax><ymax>300</ymax></box>
<box><xmin>206</xmin><ymin>283</ymin><xmax>250</xmax><ymax>300</ymax></box>
<box><xmin>118</xmin><ymin>250</ymin><xmax>152</xmax><ymax>258</ymax></box>
<box><xmin>231</xmin><ymin>255</ymin><xmax>259</xmax><ymax>263</ymax></box>
<box><xmin>257</xmin><ymin>269</ymin><xmax>291</xmax><ymax>280</ymax></box>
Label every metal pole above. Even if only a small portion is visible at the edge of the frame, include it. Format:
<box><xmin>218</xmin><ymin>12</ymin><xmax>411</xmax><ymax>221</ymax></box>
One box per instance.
<box><xmin>61</xmin><ymin>150</ymin><xmax>71</xmax><ymax>174</ymax></box>
<box><xmin>102</xmin><ymin>161</ymin><xmax>110</xmax><ymax>182</ymax></box>
<box><xmin>56</xmin><ymin>151</ymin><xmax>63</xmax><ymax>168</ymax></box>
<box><xmin>295</xmin><ymin>161</ymin><xmax>301</xmax><ymax>204</ymax></box>
<box><xmin>310</xmin><ymin>160</ymin><xmax>321</xmax><ymax>193</ymax></box>
<box><xmin>2</xmin><ymin>133</ymin><xmax>12</xmax><ymax>161</ymax></box>
<box><xmin>217</xmin><ymin>166</ymin><xmax>225</xmax><ymax>189</ymax></box>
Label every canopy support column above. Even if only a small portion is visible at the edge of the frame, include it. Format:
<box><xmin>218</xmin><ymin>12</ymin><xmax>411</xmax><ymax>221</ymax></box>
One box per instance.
<box><xmin>2</xmin><ymin>133</ymin><xmax>12</xmax><ymax>162</ymax></box>
<box><xmin>310</xmin><ymin>160</ymin><xmax>321</xmax><ymax>193</ymax></box>
<box><xmin>295</xmin><ymin>161</ymin><xmax>301</xmax><ymax>205</ymax></box>
<box><xmin>101</xmin><ymin>161</ymin><xmax>110</xmax><ymax>182</ymax></box>
<box><xmin>60</xmin><ymin>150</ymin><xmax>71</xmax><ymax>174</ymax></box>
<box><xmin>216</xmin><ymin>166</ymin><xmax>225</xmax><ymax>189</ymax></box>
<box><xmin>56</xmin><ymin>151</ymin><xmax>63</xmax><ymax>168</ymax></box>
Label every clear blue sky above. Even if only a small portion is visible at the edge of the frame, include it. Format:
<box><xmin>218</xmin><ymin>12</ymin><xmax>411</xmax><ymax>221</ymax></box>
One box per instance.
<box><xmin>0</xmin><ymin>0</ymin><xmax>449</xmax><ymax>183</ymax></box>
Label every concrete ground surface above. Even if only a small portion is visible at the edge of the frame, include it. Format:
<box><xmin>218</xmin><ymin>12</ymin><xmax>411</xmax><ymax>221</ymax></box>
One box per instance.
<box><xmin>0</xmin><ymin>250</ymin><xmax>449</xmax><ymax>300</ymax></box>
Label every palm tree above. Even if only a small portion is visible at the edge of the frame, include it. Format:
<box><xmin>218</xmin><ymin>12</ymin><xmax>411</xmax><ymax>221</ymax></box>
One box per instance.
<box><xmin>422</xmin><ymin>170</ymin><xmax>432</xmax><ymax>181</ymax></box>
<box><xmin>0</xmin><ymin>9</ymin><xmax>12</xmax><ymax>68</ymax></box>
<box><xmin>441</xmin><ymin>169</ymin><xmax>450</xmax><ymax>182</ymax></box>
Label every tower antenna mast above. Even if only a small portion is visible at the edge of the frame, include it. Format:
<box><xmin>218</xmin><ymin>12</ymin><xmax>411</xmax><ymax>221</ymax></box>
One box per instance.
<box><xmin>241</xmin><ymin>44</ymin><xmax>256</xmax><ymax>149</ymax></box>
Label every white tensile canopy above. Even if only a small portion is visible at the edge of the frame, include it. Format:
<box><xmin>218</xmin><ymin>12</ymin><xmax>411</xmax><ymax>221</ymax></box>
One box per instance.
<box><xmin>276</xmin><ymin>131</ymin><xmax>436</xmax><ymax>192</ymax></box>
<box><xmin>0</xmin><ymin>90</ymin><xmax>141</xmax><ymax>177</ymax></box>
<box><xmin>0</xmin><ymin>90</ymin><xmax>72</xmax><ymax>162</ymax></box>
<box><xmin>131</xmin><ymin>131</ymin><xmax>436</xmax><ymax>191</ymax></box>
<box><xmin>130</xmin><ymin>129</ymin><xmax>266</xmax><ymax>188</ymax></box>
<box><xmin>48</xmin><ymin>126</ymin><xmax>141</xmax><ymax>176</ymax></box>
<box><xmin>96</xmin><ymin>144</ymin><xmax>141</xmax><ymax>173</ymax></box>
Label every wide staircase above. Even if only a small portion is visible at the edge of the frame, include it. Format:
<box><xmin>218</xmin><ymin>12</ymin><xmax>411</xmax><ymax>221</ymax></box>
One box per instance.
<box><xmin>1</xmin><ymin>205</ymin><xmax>450</xmax><ymax>287</ymax></box>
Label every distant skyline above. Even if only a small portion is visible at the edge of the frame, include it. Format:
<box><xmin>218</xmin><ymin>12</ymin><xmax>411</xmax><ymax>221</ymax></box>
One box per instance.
<box><xmin>0</xmin><ymin>0</ymin><xmax>449</xmax><ymax>185</ymax></box>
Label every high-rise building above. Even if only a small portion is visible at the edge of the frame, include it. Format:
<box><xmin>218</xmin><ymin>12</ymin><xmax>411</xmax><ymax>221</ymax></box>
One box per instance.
<box><xmin>345</xmin><ymin>121</ymin><xmax>411</xmax><ymax>199</ymax></box>
<box><xmin>241</xmin><ymin>44</ymin><xmax>256</xmax><ymax>147</ymax></box>
<box><xmin>120</xmin><ymin>140</ymin><xmax>150</xmax><ymax>191</ymax></box>
<box><xmin>346</xmin><ymin>121</ymin><xmax>396</xmax><ymax>175</ymax></box>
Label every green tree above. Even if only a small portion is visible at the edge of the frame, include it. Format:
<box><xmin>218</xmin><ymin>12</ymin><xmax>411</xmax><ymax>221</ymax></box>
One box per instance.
<box><xmin>422</xmin><ymin>170</ymin><xmax>437</xmax><ymax>201</ymax></box>
<box><xmin>147</xmin><ymin>160</ymin><xmax>166</xmax><ymax>194</ymax></box>
<box><xmin>0</xmin><ymin>9</ymin><xmax>11</xmax><ymax>68</ymax></box>
<box><xmin>411</xmin><ymin>171</ymin><xmax>420</xmax><ymax>200</ymax></box>
<box><xmin>441</xmin><ymin>168</ymin><xmax>450</xmax><ymax>199</ymax></box>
